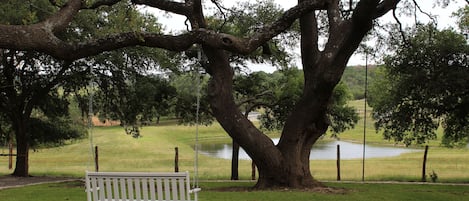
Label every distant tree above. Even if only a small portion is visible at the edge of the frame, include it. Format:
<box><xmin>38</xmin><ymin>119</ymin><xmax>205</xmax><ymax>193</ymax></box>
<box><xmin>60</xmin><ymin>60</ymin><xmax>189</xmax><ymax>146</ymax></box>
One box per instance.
<box><xmin>95</xmin><ymin>74</ymin><xmax>176</xmax><ymax>137</ymax></box>
<box><xmin>171</xmin><ymin>72</ymin><xmax>213</xmax><ymax>125</ymax></box>
<box><xmin>28</xmin><ymin>116</ymin><xmax>86</xmax><ymax>148</ymax></box>
<box><xmin>369</xmin><ymin>25</ymin><xmax>469</xmax><ymax>147</ymax></box>
<box><xmin>342</xmin><ymin>66</ymin><xmax>378</xmax><ymax>100</ymax></box>
<box><xmin>260</xmin><ymin>68</ymin><xmax>358</xmax><ymax>136</ymax></box>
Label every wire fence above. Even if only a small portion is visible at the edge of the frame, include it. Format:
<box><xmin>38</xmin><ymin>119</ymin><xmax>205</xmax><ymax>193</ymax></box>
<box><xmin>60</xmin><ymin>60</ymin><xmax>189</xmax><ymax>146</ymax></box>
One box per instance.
<box><xmin>1</xmin><ymin>143</ymin><xmax>468</xmax><ymax>183</ymax></box>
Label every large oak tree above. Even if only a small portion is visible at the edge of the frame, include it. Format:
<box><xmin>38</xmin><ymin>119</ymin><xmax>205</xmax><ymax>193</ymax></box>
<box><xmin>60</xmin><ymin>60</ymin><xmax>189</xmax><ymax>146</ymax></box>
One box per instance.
<box><xmin>0</xmin><ymin>0</ymin><xmax>424</xmax><ymax>188</ymax></box>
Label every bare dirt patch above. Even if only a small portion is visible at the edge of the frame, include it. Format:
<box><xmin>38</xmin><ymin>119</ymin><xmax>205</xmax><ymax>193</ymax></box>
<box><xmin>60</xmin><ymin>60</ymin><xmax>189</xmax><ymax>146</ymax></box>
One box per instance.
<box><xmin>211</xmin><ymin>186</ymin><xmax>350</xmax><ymax>194</ymax></box>
<box><xmin>0</xmin><ymin>175</ymin><xmax>78</xmax><ymax>190</ymax></box>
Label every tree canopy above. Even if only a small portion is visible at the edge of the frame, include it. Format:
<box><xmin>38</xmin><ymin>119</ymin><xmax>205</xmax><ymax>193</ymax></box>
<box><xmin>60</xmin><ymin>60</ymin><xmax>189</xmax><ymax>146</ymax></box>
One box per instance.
<box><xmin>369</xmin><ymin>24</ymin><xmax>469</xmax><ymax>147</ymax></box>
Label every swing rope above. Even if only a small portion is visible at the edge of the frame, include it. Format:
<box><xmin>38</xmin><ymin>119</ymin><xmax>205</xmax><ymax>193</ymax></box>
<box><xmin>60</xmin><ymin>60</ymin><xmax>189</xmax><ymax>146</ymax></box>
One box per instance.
<box><xmin>193</xmin><ymin>49</ymin><xmax>202</xmax><ymax>190</ymax></box>
<box><xmin>88</xmin><ymin>66</ymin><xmax>95</xmax><ymax>172</ymax></box>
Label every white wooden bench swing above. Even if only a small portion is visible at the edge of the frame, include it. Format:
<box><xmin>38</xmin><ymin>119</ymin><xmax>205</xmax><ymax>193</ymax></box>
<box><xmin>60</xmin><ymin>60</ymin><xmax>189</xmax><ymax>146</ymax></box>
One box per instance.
<box><xmin>84</xmin><ymin>66</ymin><xmax>203</xmax><ymax>201</ymax></box>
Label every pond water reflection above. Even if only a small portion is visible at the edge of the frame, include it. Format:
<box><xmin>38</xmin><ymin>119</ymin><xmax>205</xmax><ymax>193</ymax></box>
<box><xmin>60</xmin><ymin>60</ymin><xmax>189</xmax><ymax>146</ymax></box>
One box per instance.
<box><xmin>198</xmin><ymin>139</ymin><xmax>422</xmax><ymax>160</ymax></box>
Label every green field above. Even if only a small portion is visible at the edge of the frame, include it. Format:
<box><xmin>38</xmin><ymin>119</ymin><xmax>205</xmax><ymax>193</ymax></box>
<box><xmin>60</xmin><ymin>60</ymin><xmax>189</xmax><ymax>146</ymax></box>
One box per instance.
<box><xmin>1</xmin><ymin>100</ymin><xmax>469</xmax><ymax>201</ymax></box>
<box><xmin>0</xmin><ymin>100</ymin><xmax>468</xmax><ymax>182</ymax></box>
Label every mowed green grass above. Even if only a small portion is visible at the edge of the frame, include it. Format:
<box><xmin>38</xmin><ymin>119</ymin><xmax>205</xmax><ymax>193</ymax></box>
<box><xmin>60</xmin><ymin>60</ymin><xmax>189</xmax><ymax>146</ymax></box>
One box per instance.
<box><xmin>1</xmin><ymin>180</ymin><xmax>468</xmax><ymax>201</ymax></box>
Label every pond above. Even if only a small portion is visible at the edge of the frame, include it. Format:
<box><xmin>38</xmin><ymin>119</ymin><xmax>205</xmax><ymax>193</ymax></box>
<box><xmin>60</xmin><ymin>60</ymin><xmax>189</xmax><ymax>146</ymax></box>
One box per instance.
<box><xmin>198</xmin><ymin>139</ymin><xmax>422</xmax><ymax>160</ymax></box>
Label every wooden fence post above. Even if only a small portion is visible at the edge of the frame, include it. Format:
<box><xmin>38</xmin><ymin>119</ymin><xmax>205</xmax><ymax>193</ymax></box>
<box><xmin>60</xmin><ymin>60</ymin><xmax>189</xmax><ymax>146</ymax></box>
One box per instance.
<box><xmin>251</xmin><ymin>161</ymin><xmax>256</xmax><ymax>180</ymax></box>
<box><xmin>95</xmin><ymin>146</ymin><xmax>99</xmax><ymax>172</ymax></box>
<box><xmin>175</xmin><ymin>147</ymin><xmax>179</xmax><ymax>172</ymax></box>
<box><xmin>422</xmin><ymin>145</ymin><xmax>429</xmax><ymax>182</ymax></box>
<box><xmin>337</xmin><ymin>144</ymin><xmax>341</xmax><ymax>181</ymax></box>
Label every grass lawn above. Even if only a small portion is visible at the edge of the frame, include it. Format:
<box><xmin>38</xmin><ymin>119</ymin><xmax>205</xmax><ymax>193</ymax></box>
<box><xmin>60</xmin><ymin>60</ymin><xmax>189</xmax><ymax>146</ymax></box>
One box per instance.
<box><xmin>0</xmin><ymin>181</ymin><xmax>468</xmax><ymax>201</ymax></box>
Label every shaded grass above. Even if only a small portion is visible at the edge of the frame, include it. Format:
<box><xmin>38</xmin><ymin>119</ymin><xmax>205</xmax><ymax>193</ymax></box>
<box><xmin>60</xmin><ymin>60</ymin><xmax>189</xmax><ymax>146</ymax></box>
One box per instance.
<box><xmin>1</xmin><ymin>181</ymin><xmax>469</xmax><ymax>201</ymax></box>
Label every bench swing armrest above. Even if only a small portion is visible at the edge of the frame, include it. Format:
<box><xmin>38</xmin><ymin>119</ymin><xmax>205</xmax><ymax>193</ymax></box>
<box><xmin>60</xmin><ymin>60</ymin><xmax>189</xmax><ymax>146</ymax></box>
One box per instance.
<box><xmin>189</xmin><ymin>188</ymin><xmax>202</xmax><ymax>194</ymax></box>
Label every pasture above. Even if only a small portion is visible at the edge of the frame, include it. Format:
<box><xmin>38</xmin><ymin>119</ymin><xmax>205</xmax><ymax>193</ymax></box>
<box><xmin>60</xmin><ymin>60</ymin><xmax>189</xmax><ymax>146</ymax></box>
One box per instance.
<box><xmin>1</xmin><ymin>119</ymin><xmax>468</xmax><ymax>182</ymax></box>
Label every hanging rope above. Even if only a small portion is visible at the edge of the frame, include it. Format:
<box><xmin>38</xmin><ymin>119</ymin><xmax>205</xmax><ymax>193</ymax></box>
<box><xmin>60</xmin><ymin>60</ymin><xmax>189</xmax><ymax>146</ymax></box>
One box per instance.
<box><xmin>88</xmin><ymin>66</ymin><xmax>95</xmax><ymax>172</ymax></box>
<box><xmin>192</xmin><ymin>49</ymin><xmax>202</xmax><ymax>189</ymax></box>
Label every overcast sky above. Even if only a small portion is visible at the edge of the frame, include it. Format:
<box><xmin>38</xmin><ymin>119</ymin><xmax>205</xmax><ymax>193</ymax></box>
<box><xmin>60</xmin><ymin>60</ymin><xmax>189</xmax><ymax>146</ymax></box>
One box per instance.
<box><xmin>141</xmin><ymin>0</ymin><xmax>467</xmax><ymax>72</ymax></box>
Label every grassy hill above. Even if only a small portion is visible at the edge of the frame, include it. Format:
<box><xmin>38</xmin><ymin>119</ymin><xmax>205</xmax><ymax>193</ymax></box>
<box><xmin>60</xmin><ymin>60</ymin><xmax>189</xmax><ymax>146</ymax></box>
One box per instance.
<box><xmin>342</xmin><ymin>65</ymin><xmax>379</xmax><ymax>100</ymax></box>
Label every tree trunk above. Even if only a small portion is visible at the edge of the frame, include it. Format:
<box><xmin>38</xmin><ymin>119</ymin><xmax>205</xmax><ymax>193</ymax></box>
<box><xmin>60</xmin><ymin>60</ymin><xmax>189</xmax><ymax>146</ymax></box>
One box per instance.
<box><xmin>12</xmin><ymin>119</ymin><xmax>30</xmax><ymax>177</ymax></box>
<box><xmin>203</xmin><ymin>46</ymin><xmax>327</xmax><ymax>188</ymax></box>
<box><xmin>231</xmin><ymin>140</ymin><xmax>239</xmax><ymax>180</ymax></box>
<box><xmin>255</xmin><ymin>130</ymin><xmax>325</xmax><ymax>188</ymax></box>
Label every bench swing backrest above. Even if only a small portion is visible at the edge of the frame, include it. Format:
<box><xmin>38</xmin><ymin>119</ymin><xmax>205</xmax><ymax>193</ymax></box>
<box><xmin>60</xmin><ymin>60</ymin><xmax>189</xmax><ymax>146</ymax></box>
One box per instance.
<box><xmin>85</xmin><ymin>171</ymin><xmax>200</xmax><ymax>201</ymax></box>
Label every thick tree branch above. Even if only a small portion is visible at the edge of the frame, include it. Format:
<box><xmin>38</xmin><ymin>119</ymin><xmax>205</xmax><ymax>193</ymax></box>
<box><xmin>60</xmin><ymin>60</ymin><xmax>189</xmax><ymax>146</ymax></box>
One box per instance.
<box><xmin>132</xmin><ymin>0</ymin><xmax>191</xmax><ymax>16</ymax></box>
<box><xmin>188</xmin><ymin>0</ymin><xmax>206</xmax><ymax>29</ymax></box>
<box><xmin>374</xmin><ymin>0</ymin><xmax>401</xmax><ymax>19</ymax></box>
<box><xmin>0</xmin><ymin>29</ymin><xmax>197</xmax><ymax>60</ymax></box>
<box><xmin>84</xmin><ymin>0</ymin><xmax>192</xmax><ymax>17</ymax></box>
<box><xmin>322</xmin><ymin>0</ymin><xmax>387</xmax><ymax>82</ymax></box>
<box><xmin>299</xmin><ymin>10</ymin><xmax>320</xmax><ymax>74</ymax></box>
<box><xmin>43</xmin><ymin>0</ymin><xmax>82</xmax><ymax>33</ymax></box>
<box><xmin>208</xmin><ymin>0</ymin><xmax>327</xmax><ymax>54</ymax></box>
<box><xmin>327</xmin><ymin>0</ymin><xmax>342</xmax><ymax>33</ymax></box>
<box><xmin>85</xmin><ymin>0</ymin><xmax>122</xmax><ymax>9</ymax></box>
<box><xmin>235</xmin><ymin>90</ymin><xmax>274</xmax><ymax>108</ymax></box>
<box><xmin>0</xmin><ymin>0</ymin><xmax>327</xmax><ymax>61</ymax></box>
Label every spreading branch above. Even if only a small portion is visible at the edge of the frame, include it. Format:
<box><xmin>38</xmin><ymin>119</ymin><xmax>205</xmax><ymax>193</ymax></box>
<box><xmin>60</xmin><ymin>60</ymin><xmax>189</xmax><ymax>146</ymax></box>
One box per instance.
<box><xmin>132</xmin><ymin>0</ymin><xmax>191</xmax><ymax>17</ymax></box>
<box><xmin>85</xmin><ymin>0</ymin><xmax>122</xmax><ymax>9</ymax></box>
<box><xmin>327</xmin><ymin>0</ymin><xmax>343</xmax><ymax>33</ymax></box>
<box><xmin>0</xmin><ymin>0</ymin><xmax>329</xmax><ymax>61</ymax></box>
<box><xmin>0</xmin><ymin>0</ymin><xmax>403</xmax><ymax>62</ymax></box>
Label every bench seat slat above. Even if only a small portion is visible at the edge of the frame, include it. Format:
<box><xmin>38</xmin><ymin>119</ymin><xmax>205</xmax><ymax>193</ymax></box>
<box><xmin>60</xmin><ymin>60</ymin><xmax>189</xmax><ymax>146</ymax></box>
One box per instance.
<box><xmin>127</xmin><ymin>178</ymin><xmax>134</xmax><ymax>200</ymax></box>
<box><xmin>156</xmin><ymin>178</ymin><xmax>163</xmax><ymax>201</ymax></box>
<box><xmin>164</xmin><ymin>178</ymin><xmax>171</xmax><ymax>201</ymax></box>
<box><xmin>171</xmin><ymin>178</ymin><xmax>179</xmax><ymax>201</ymax></box>
<box><xmin>179</xmin><ymin>178</ymin><xmax>186</xmax><ymax>201</ymax></box>
<box><xmin>120</xmin><ymin>178</ymin><xmax>127</xmax><ymax>200</ymax></box>
<box><xmin>135</xmin><ymin>178</ymin><xmax>141</xmax><ymax>201</ymax></box>
<box><xmin>98</xmin><ymin>177</ymin><xmax>106</xmax><ymax>200</ymax></box>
